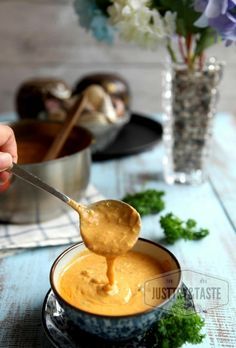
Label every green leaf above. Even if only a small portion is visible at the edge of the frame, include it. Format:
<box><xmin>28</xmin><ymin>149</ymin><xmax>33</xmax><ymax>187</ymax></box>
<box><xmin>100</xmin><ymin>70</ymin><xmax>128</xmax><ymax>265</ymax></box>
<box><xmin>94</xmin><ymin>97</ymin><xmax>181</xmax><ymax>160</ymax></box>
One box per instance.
<box><xmin>143</xmin><ymin>294</ymin><xmax>205</xmax><ymax>347</ymax></box>
<box><xmin>160</xmin><ymin>213</ymin><xmax>209</xmax><ymax>244</ymax></box>
<box><xmin>122</xmin><ymin>189</ymin><xmax>165</xmax><ymax>216</ymax></box>
<box><xmin>177</xmin><ymin>17</ymin><xmax>187</xmax><ymax>37</ymax></box>
<box><xmin>186</xmin><ymin>219</ymin><xmax>196</xmax><ymax>228</ymax></box>
<box><xmin>194</xmin><ymin>28</ymin><xmax>219</xmax><ymax>56</ymax></box>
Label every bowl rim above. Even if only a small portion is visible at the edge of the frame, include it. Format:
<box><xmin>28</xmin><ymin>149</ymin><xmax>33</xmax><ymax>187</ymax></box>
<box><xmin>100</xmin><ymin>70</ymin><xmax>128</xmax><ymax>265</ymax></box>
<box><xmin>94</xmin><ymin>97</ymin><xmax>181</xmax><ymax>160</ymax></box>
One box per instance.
<box><xmin>9</xmin><ymin>119</ymin><xmax>94</xmax><ymax>167</ymax></box>
<box><xmin>50</xmin><ymin>237</ymin><xmax>182</xmax><ymax>319</ymax></box>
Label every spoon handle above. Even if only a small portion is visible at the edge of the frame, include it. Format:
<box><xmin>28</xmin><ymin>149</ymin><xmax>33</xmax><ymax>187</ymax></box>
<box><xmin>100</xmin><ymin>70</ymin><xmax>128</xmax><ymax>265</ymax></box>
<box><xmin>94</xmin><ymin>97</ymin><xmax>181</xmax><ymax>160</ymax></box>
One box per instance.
<box><xmin>10</xmin><ymin>163</ymin><xmax>70</xmax><ymax>204</ymax></box>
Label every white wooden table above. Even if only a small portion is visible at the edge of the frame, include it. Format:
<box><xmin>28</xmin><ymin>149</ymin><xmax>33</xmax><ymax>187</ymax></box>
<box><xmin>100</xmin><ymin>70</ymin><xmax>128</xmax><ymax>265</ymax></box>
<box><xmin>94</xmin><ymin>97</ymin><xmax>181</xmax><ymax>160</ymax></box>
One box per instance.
<box><xmin>0</xmin><ymin>112</ymin><xmax>235</xmax><ymax>347</ymax></box>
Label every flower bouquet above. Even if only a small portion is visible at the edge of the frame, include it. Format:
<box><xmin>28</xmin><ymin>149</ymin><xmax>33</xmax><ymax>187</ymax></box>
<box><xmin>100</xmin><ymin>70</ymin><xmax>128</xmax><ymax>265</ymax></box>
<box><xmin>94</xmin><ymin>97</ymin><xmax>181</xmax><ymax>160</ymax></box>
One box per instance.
<box><xmin>74</xmin><ymin>0</ymin><xmax>236</xmax><ymax>65</ymax></box>
<box><xmin>74</xmin><ymin>1</ymin><xmax>236</xmax><ymax>184</ymax></box>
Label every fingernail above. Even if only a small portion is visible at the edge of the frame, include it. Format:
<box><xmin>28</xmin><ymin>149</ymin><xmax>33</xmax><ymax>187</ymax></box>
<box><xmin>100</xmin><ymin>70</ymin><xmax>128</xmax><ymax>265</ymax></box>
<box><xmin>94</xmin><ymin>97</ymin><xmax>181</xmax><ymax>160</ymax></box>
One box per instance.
<box><xmin>0</xmin><ymin>152</ymin><xmax>12</xmax><ymax>170</ymax></box>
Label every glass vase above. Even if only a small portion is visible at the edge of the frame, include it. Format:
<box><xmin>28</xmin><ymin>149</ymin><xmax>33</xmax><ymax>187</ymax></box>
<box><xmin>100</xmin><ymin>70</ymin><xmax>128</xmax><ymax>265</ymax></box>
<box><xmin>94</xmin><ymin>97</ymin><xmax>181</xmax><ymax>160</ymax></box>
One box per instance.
<box><xmin>162</xmin><ymin>58</ymin><xmax>223</xmax><ymax>185</ymax></box>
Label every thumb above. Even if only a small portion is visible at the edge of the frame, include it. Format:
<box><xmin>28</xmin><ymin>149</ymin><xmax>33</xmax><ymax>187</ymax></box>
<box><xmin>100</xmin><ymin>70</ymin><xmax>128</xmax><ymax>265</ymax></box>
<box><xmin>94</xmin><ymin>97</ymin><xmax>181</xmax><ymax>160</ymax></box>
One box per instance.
<box><xmin>0</xmin><ymin>152</ymin><xmax>13</xmax><ymax>172</ymax></box>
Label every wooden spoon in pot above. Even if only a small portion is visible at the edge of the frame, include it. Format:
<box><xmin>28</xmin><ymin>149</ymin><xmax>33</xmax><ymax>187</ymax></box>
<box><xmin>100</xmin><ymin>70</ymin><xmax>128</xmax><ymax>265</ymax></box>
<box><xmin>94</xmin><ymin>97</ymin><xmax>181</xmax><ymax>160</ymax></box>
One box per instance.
<box><xmin>43</xmin><ymin>84</ymin><xmax>114</xmax><ymax>161</ymax></box>
<box><xmin>43</xmin><ymin>94</ymin><xmax>88</xmax><ymax>161</ymax></box>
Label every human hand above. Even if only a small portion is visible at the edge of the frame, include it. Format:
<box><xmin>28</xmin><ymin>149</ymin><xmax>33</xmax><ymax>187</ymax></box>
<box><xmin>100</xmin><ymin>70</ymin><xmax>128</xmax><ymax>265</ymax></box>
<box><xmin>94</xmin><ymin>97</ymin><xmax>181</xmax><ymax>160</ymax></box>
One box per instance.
<box><xmin>0</xmin><ymin>125</ymin><xmax>18</xmax><ymax>184</ymax></box>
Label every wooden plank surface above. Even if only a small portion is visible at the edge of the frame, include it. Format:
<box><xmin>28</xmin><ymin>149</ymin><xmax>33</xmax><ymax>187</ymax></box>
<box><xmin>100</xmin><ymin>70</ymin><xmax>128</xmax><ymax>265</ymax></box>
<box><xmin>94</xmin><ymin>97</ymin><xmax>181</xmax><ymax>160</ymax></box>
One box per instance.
<box><xmin>209</xmin><ymin>113</ymin><xmax>236</xmax><ymax>229</ymax></box>
<box><xmin>0</xmin><ymin>246</ymin><xmax>63</xmax><ymax>348</ymax></box>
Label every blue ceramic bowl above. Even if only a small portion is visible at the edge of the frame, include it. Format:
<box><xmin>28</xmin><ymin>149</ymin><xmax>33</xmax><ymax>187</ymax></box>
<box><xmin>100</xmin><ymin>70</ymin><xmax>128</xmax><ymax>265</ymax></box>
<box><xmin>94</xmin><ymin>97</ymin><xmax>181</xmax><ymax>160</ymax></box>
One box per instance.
<box><xmin>50</xmin><ymin>238</ymin><xmax>182</xmax><ymax>341</ymax></box>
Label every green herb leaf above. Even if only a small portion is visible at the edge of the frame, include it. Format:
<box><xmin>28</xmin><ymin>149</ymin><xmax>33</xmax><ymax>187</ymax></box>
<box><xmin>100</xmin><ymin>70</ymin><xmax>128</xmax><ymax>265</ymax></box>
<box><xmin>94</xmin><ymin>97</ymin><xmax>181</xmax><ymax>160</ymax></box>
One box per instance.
<box><xmin>143</xmin><ymin>294</ymin><xmax>205</xmax><ymax>348</ymax></box>
<box><xmin>160</xmin><ymin>213</ymin><xmax>209</xmax><ymax>244</ymax></box>
<box><xmin>122</xmin><ymin>189</ymin><xmax>165</xmax><ymax>216</ymax></box>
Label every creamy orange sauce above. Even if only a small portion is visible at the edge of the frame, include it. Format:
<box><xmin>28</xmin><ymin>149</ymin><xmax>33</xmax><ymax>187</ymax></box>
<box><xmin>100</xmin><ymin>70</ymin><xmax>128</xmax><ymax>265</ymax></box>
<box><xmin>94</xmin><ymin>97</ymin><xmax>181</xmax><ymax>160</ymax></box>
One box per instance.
<box><xmin>68</xmin><ymin>199</ymin><xmax>141</xmax><ymax>289</ymax></box>
<box><xmin>59</xmin><ymin>249</ymin><xmax>166</xmax><ymax>316</ymax></box>
<box><xmin>68</xmin><ymin>199</ymin><xmax>141</xmax><ymax>257</ymax></box>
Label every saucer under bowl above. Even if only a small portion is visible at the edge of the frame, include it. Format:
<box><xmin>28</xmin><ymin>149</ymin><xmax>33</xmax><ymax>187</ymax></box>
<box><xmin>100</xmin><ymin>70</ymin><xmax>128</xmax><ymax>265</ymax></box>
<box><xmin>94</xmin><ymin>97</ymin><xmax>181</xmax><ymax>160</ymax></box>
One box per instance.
<box><xmin>42</xmin><ymin>282</ymin><xmax>194</xmax><ymax>348</ymax></box>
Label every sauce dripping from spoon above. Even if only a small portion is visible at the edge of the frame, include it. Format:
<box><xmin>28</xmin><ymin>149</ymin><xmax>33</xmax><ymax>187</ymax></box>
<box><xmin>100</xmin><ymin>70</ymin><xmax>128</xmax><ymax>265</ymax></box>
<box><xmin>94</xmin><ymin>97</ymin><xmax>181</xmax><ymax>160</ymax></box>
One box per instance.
<box><xmin>68</xmin><ymin>199</ymin><xmax>141</xmax><ymax>291</ymax></box>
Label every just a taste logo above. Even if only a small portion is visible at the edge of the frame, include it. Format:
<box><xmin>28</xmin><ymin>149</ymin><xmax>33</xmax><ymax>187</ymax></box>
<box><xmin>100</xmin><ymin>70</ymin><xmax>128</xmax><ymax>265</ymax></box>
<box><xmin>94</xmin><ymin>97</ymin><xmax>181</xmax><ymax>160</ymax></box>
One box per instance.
<box><xmin>144</xmin><ymin>269</ymin><xmax>229</xmax><ymax>314</ymax></box>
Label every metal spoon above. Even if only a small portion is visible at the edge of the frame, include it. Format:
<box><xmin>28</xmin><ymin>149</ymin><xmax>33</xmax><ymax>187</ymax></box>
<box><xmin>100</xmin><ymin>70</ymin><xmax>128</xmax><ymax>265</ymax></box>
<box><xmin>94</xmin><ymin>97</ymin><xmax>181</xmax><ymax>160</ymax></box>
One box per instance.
<box><xmin>10</xmin><ymin>163</ymin><xmax>141</xmax><ymax>256</ymax></box>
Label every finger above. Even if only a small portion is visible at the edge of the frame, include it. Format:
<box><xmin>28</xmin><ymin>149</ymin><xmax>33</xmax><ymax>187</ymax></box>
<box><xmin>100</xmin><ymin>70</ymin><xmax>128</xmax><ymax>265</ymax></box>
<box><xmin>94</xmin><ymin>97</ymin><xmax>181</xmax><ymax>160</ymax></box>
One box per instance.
<box><xmin>0</xmin><ymin>171</ymin><xmax>11</xmax><ymax>185</ymax></box>
<box><xmin>0</xmin><ymin>152</ymin><xmax>13</xmax><ymax>171</ymax></box>
<box><xmin>0</xmin><ymin>125</ymin><xmax>18</xmax><ymax>163</ymax></box>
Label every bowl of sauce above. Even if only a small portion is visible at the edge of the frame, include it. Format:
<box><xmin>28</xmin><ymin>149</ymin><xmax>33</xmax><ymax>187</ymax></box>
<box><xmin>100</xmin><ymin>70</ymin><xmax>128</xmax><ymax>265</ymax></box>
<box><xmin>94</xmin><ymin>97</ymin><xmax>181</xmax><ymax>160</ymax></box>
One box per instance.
<box><xmin>50</xmin><ymin>238</ymin><xmax>182</xmax><ymax>341</ymax></box>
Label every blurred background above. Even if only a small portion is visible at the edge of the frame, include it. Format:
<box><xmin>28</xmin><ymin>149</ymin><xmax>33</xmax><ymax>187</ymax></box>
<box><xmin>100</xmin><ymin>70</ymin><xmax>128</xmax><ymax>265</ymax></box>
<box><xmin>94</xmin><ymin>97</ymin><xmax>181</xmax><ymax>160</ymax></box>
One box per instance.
<box><xmin>0</xmin><ymin>0</ymin><xmax>235</xmax><ymax>116</ymax></box>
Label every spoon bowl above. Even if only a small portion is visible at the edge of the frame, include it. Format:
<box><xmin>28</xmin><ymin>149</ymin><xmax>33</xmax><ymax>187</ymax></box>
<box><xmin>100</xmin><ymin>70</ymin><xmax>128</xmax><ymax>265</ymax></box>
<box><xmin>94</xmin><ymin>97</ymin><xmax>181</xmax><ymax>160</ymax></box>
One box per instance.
<box><xmin>71</xmin><ymin>199</ymin><xmax>141</xmax><ymax>257</ymax></box>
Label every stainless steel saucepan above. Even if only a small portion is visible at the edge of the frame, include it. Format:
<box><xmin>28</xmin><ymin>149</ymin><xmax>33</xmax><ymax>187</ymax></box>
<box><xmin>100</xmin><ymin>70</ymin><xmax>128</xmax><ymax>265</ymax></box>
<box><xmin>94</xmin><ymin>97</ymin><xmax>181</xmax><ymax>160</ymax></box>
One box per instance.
<box><xmin>0</xmin><ymin>120</ymin><xmax>93</xmax><ymax>223</ymax></box>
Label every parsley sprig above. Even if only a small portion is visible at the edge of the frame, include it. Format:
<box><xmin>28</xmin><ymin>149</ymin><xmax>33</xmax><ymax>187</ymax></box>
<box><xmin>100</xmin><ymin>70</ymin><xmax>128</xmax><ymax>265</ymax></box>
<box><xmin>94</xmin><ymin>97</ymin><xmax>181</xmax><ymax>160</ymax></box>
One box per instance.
<box><xmin>160</xmin><ymin>213</ymin><xmax>209</xmax><ymax>244</ymax></box>
<box><xmin>143</xmin><ymin>294</ymin><xmax>205</xmax><ymax>347</ymax></box>
<box><xmin>122</xmin><ymin>189</ymin><xmax>165</xmax><ymax>216</ymax></box>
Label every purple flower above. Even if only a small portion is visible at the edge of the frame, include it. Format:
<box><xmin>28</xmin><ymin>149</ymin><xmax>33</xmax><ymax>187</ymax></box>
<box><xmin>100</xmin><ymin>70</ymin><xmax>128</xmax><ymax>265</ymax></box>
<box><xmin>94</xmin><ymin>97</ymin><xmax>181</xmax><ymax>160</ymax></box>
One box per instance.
<box><xmin>194</xmin><ymin>0</ymin><xmax>236</xmax><ymax>43</ymax></box>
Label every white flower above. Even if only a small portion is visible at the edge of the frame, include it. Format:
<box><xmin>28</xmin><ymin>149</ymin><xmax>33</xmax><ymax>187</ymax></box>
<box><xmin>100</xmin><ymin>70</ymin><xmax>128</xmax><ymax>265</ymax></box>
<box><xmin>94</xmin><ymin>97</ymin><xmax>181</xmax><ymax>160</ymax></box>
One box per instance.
<box><xmin>108</xmin><ymin>0</ymin><xmax>176</xmax><ymax>49</ymax></box>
